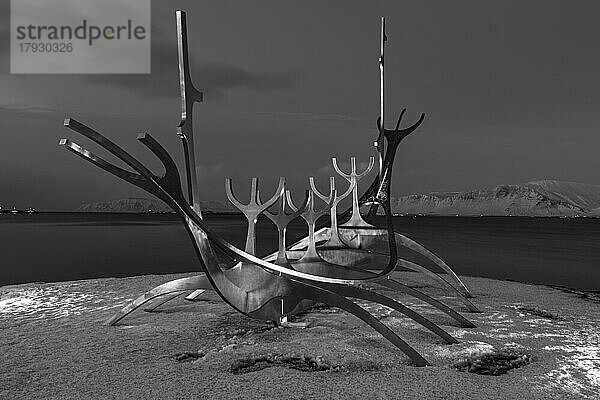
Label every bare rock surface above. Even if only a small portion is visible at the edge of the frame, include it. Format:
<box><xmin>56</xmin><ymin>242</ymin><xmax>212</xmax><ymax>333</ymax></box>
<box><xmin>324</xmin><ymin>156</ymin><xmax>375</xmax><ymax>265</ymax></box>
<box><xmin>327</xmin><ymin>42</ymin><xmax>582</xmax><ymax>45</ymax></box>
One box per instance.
<box><xmin>1</xmin><ymin>272</ymin><xmax>598</xmax><ymax>399</ymax></box>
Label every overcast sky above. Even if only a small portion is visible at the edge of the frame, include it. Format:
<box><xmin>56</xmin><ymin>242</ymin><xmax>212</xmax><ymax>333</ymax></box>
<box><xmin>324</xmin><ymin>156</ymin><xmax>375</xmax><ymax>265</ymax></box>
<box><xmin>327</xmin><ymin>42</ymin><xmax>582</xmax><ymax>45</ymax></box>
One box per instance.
<box><xmin>1</xmin><ymin>0</ymin><xmax>600</xmax><ymax>210</ymax></box>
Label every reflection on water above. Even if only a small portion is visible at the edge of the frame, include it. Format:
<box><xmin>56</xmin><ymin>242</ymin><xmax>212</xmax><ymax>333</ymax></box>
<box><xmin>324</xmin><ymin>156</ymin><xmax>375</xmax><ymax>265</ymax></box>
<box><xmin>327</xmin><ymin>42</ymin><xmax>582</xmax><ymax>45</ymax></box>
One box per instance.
<box><xmin>0</xmin><ymin>212</ymin><xmax>598</xmax><ymax>291</ymax></box>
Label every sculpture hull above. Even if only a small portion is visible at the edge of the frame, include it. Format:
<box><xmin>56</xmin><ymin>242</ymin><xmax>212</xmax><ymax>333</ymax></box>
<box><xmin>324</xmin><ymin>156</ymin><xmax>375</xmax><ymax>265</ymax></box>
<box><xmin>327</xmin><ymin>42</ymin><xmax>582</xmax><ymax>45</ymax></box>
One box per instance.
<box><xmin>222</xmin><ymin>262</ymin><xmax>318</xmax><ymax>320</ymax></box>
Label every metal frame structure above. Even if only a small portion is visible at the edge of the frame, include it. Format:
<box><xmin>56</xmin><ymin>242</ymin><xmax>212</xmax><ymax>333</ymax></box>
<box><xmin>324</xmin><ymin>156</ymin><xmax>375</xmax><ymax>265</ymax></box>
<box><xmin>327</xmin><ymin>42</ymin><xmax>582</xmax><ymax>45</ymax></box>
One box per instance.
<box><xmin>60</xmin><ymin>11</ymin><xmax>479</xmax><ymax>366</ymax></box>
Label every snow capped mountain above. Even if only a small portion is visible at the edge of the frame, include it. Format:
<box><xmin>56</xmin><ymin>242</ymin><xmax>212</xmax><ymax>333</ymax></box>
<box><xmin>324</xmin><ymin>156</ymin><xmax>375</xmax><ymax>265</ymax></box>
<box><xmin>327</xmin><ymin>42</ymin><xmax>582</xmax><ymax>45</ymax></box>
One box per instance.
<box><xmin>524</xmin><ymin>180</ymin><xmax>600</xmax><ymax>211</ymax></box>
<box><xmin>389</xmin><ymin>180</ymin><xmax>600</xmax><ymax>217</ymax></box>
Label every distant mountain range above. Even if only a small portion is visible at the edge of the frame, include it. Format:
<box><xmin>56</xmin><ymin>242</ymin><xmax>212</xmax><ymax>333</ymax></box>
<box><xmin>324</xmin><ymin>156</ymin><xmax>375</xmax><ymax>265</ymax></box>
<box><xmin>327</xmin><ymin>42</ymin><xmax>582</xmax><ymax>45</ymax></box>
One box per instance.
<box><xmin>76</xmin><ymin>180</ymin><xmax>600</xmax><ymax>217</ymax></box>
<box><xmin>75</xmin><ymin>197</ymin><xmax>235</xmax><ymax>214</ymax></box>
<box><xmin>389</xmin><ymin>180</ymin><xmax>600</xmax><ymax>217</ymax></box>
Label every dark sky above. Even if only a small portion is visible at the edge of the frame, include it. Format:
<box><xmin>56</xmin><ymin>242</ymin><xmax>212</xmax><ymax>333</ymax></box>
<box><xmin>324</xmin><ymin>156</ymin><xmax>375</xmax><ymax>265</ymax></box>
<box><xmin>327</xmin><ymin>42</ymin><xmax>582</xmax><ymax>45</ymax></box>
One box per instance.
<box><xmin>1</xmin><ymin>0</ymin><xmax>600</xmax><ymax>210</ymax></box>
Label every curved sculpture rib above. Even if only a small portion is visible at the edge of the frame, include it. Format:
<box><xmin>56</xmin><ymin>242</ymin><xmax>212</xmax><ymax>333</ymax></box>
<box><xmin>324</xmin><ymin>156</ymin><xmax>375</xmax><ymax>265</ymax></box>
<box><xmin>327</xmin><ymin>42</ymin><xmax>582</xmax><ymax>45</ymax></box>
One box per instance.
<box><xmin>395</xmin><ymin>259</ymin><xmax>479</xmax><ymax>312</ymax></box>
<box><xmin>144</xmin><ymin>289</ymin><xmax>207</xmax><ymax>312</ymax></box>
<box><xmin>313</xmin><ymin>281</ymin><xmax>458</xmax><ymax>344</ymax></box>
<box><xmin>144</xmin><ymin>292</ymin><xmax>188</xmax><ymax>312</ymax></box>
<box><xmin>286</xmin><ymin>279</ymin><xmax>431</xmax><ymax>366</ymax></box>
<box><xmin>106</xmin><ymin>275</ymin><xmax>212</xmax><ymax>325</ymax></box>
<box><xmin>377</xmin><ymin>278</ymin><xmax>475</xmax><ymax>327</ymax></box>
<box><xmin>395</xmin><ymin>233</ymin><xmax>474</xmax><ymax>298</ymax></box>
<box><xmin>292</xmin><ymin>258</ymin><xmax>475</xmax><ymax>327</ymax></box>
<box><xmin>282</xmin><ymin>227</ymin><xmax>478</xmax><ymax>311</ymax></box>
<box><xmin>185</xmin><ymin>289</ymin><xmax>207</xmax><ymax>301</ymax></box>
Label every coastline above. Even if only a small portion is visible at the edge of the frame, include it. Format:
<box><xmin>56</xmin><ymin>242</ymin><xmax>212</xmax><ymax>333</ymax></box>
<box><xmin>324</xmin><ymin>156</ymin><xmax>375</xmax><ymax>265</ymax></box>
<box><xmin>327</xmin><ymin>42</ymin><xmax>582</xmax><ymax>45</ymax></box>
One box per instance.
<box><xmin>1</xmin><ymin>272</ymin><xmax>598</xmax><ymax>399</ymax></box>
<box><xmin>2</xmin><ymin>210</ymin><xmax>599</xmax><ymax>217</ymax></box>
<box><xmin>3</xmin><ymin>271</ymin><xmax>600</xmax><ymax>296</ymax></box>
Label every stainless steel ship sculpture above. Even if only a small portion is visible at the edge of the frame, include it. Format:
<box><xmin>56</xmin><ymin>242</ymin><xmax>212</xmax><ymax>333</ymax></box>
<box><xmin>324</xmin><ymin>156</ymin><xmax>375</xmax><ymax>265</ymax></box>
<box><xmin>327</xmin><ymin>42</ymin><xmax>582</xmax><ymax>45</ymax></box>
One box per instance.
<box><xmin>60</xmin><ymin>11</ymin><xmax>479</xmax><ymax>367</ymax></box>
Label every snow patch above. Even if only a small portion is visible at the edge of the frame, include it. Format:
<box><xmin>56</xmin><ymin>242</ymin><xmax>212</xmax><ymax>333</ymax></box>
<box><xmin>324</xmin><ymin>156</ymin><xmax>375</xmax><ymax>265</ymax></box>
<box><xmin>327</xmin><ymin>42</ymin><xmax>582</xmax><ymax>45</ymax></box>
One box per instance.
<box><xmin>0</xmin><ymin>286</ymin><xmax>131</xmax><ymax>321</ymax></box>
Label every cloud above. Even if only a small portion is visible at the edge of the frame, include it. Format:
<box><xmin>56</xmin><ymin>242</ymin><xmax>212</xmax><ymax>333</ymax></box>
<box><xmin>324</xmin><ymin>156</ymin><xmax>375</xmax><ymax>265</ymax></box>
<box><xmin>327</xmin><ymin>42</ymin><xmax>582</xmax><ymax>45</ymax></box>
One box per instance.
<box><xmin>83</xmin><ymin>23</ymin><xmax>295</xmax><ymax>100</ymax></box>
<box><xmin>0</xmin><ymin>104</ymin><xmax>54</xmax><ymax>114</ymax></box>
<box><xmin>195</xmin><ymin>62</ymin><xmax>294</xmax><ymax>98</ymax></box>
<box><xmin>85</xmin><ymin>60</ymin><xmax>295</xmax><ymax>100</ymax></box>
<box><xmin>250</xmin><ymin>111</ymin><xmax>363</xmax><ymax>123</ymax></box>
<box><xmin>0</xmin><ymin>5</ymin><xmax>296</xmax><ymax>102</ymax></box>
<box><xmin>80</xmin><ymin>23</ymin><xmax>178</xmax><ymax>97</ymax></box>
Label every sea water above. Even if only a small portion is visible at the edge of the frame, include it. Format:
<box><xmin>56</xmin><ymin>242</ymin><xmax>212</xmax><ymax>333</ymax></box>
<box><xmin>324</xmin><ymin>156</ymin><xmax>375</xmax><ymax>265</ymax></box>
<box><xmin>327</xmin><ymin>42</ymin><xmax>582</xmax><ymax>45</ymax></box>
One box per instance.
<box><xmin>0</xmin><ymin>213</ymin><xmax>598</xmax><ymax>291</ymax></box>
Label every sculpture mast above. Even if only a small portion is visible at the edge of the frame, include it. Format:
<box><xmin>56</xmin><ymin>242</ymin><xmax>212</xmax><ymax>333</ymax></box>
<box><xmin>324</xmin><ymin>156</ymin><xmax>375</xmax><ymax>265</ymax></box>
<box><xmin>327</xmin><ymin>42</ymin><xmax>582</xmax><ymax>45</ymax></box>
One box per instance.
<box><xmin>368</xmin><ymin>17</ymin><xmax>386</xmax><ymax>218</ymax></box>
<box><xmin>376</xmin><ymin>17</ymin><xmax>386</xmax><ymax>180</ymax></box>
<box><xmin>176</xmin><ymin>10</ymin><xmax>204</xmax><ymax>217</ymax></box>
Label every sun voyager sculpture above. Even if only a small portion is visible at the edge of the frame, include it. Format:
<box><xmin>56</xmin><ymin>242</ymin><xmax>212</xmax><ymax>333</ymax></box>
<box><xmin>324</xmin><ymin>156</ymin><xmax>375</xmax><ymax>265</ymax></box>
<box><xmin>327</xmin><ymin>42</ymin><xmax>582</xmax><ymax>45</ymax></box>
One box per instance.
<box><xmin>60</xmin><ymin>10</ymin><xmax>480</xmax><ymax>367</ymax></box>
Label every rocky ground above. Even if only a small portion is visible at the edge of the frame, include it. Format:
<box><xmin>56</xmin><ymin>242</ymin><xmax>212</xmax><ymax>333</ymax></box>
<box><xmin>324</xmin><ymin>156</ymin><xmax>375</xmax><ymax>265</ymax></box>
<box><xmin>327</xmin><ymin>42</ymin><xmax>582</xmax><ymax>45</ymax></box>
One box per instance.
<box><xmin>1</xmin><ymin>272</ymin><xmax>598</xmax><ymax>399</ymax></box>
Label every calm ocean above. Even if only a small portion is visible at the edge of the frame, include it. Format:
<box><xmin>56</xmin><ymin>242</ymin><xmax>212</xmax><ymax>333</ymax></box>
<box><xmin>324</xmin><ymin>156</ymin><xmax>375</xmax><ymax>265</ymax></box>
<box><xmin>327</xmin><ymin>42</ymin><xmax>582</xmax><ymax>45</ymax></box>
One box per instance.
<box><xmin>1</xmin><ymin>213</ymin><xmax>598</xmax><ymax>291</ymax></box>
